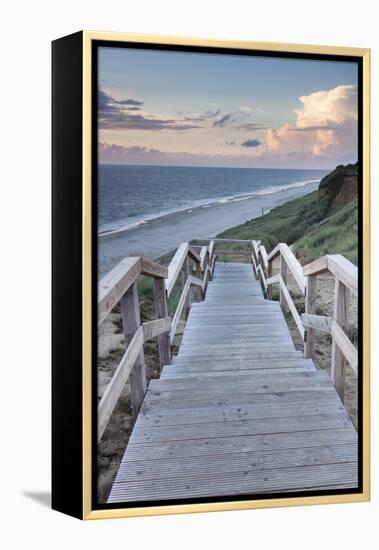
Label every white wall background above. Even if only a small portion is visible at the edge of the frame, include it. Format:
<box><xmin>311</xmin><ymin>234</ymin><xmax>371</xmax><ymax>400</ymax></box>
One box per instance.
<box><xmin>1</xmin><ymin>1</ymin><xmax>377</xmax><ymax>547</ymax></box>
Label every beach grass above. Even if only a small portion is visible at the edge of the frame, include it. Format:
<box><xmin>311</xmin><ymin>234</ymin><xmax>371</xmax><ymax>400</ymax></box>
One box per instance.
<box><xmin>218</xmin><ymin>190</ymin><xmax>358</xmax><ymax>265</ymax></box>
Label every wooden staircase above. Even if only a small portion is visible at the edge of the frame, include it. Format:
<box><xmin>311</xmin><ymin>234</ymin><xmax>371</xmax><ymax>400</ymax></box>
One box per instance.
<box><xmin>107</xmin><ymin>260</ymin><xmax>357</xmax><ymax>504</ymax></box>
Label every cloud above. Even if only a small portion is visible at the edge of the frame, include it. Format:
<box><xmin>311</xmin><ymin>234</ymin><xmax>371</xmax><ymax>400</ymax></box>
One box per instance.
<box><xmin>99</xmin><ymin>143</ymin><xmax>163</xmax><ymax>162</ymax></box>
<box><xmin>99</xmin><ymin>89</ymin><xmax>199</xmax><ymax>131</ymax></box>
<box><xmin>213</xmin><ymin>111</ymin><xmax>262</xmax><ymax>128</ymax></box>
<box><xmin>213</xmin><ymin>114</ymin><xmax>233</xmax><ymax>127</ymax></box>
<box><xmin>117</xmin><ymin>98</ymin><xmax>144</xmax><ymax>106</ymax></box>
<box><xmin>205</xmin><ymin>108</ymin><xmax>221</xmax><ymax>119</ymax></box>
<box><xmin>263</xmin><ymin>85</ymin><xmax>357</xmax><ymax>160</ymax></box>
<box><xmin>237</xmin><ymin>122</ymin><xmax>270</xmax><ymax>131</ymax></box>
<box><xmin>311</xmin><ymin>129</ymin><xmax>336</xmax><ymax>156</ymax></box>
<box><xmin>98</xmin><ymin>141</ymin><xmax>344</xmax><ymax>169</ymax></box>
<box><xmin>295</xmin><ymin>85</ymin><xmax>357</xmax><ymax>129</ymax></box>
<box><xmin>97</xmin><ymin>141</ymin><xmax>268</xmax><ymax>167</ymax></box>
<box><xmin>241</xmin><ymin>139</ymin><xmax>261</xmax><ymax>148</ymax></box>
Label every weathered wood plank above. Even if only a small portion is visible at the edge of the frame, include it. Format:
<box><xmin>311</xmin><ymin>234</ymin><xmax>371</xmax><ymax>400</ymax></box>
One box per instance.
<box><xmin>164</xmin><ymin>360</ymin><xmax>314</xmax><ymax>373</ymax></box>
<box><xmin>144</xmin><ymin>391</ymin><xmax>341</xmax><ymax>416</ymax></box>
<box><xmin>188</xmin><ymin>275</ymin><xmax>203</xmax><ymax>287</ymax></box>
<box><xmin>193</xmin><ymin>256</ymin><xmax>203</xmax><ymax>302</ymax></box>
<box><xmin>257</xmin><ymin>264</ymin><xmax>267</xmax><ymax>294</ymax></box>
<box><xmin>280</xmin><ymin>254</ymin><xmax>288</xmax><ymax>312</ymax></box>
<box><xmin>304</xmin><ymin>275</ymin><xmax>317</xmax><ymax>358</ymax></box>
<box><xmin>181</xmin><ymin>256</ymin><xmax>191</xmax><ymax>319</ymax></box>
<box><xmin>139</xmin><ymin>396</ymin><xmax>341</xmax><ymax>427</ymax></box>
<box><xmin>98</xmin><ymin>257</ymin><xmax>141</xmax><ymax>324</ymax></box>
<box><xmin>202</xmin><ymin>264</ymin><xmax>211</xmax><ymax>298</ymax></box>
<box><xmin>267</xmin><ymin>243</ymin><xmax>281</xmax><ymax>262</ymax></box>
<box><xmin>280</xmin><ymin>244</ymin><xmax>305</xmax><ymax>294</ymax></box>
<box><xmin>331</xmin><ymin>319</ymin><xmax>358</xmax><ymax>373</ymax></box>
<box><xmin>208</xmin><ymin>240</ymin><xmax>215</xmax><ymax>260</ymax></box>
<box><xmin>170</xmin><ymin>277</ymin><xmax>191</xmax><ymax>343</ymax></box>
<box><xmin>120</xmin><ymin>283</ymin><xmax>146</xmax><ymax>420</ymax></box>
<box><xmin>117</xmin><ymin>444</ymin><xmax>356</xmax><ymax>482</ymax></box>
<box><xmin>165</xmin><ymin>242</ymin><xmax>189</xmax><ymax>296</ymax></box>
<box><xmin>327</xmin><ymin>255</ymin><xmax>358</xmax><ymax>295</ymax></box>
<box><xmin>199</xmin><ymin>246</ymin><xmax>208</xmax><ymax>271</ymax></box>
<box><xmin>331</xmin><ymin>277</ymin><xmax>351</xmax><ymax>401</ymax></box>
<box><xmin>259</xmin><ymin>245</ymin><xmax>268</xmax><ymax>271</ymax></box>
<box><xmin>140</xmin><ymin>258</ymin><xmax>168</xmax><ymax>279</ymax></box>
<box><xmin>188</xmin><ymin>246</ymin><xmax>201</xmax><ymax>264</ymax></box>
<box><xmin>109</xmin><ymin>462</ymin><xmax>357</xmax><ymax>502</ymax></box>
<box><xmin>98</xmin><ymin>326</ymin><xmax>144</xmax><ymax>441</ymax></box>
<box><xmin>153</xmin><ymin>277</ymin><xmax>171</xmax><ymax>368</ymax></box>
<box><xmin>302</xmin><ymin>313</ymin><xmax>332</xmax><ymax>333</ymax></box>
<box><xmin>119</xmin><ymin>425</ymin><xmax>356</xmax><ymax>462</ymax></box>
<box><xmin>142</xmin><ymin>317</ymin><xmax>171</xmax><ymax>341</ymax></box>
<box><xmin>278</xmin><ymin>275</ymin><xmax>305</xmax><ymax>340</ymax></box>
<box><xmin>303</xmin><ymin>255</ymin><xmax>329</xmax><ymax>277</ymax></box>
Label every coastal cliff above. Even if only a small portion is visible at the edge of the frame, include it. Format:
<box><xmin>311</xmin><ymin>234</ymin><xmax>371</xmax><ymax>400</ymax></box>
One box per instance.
<box><xmin>218</xmin><ymin>162</ymin><xmax>358</xmax><ymax>264</ymax></box>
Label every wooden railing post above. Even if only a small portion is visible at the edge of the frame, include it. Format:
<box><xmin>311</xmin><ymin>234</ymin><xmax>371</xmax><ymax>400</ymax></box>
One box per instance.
<box><xmin>251</xmin><ymin>241</ymin><xmax>258</xmax><ymax>278</ymax></box>
<box><xmin>280</xmin><ymin>255</ymin><xmax>288</xmax><ymax>312</ymax></box>
<box><xmin>331</xmin><ymin>278</ymin><xmax>349</xmax><ymax>400</ymax></box>
<box><xmin>194</xmin><ymin>259</ymin><xmax>202</xmax><ymax>302</ymax></box>
<box><xmin>120</xmin><ymin>282</ymin><xmax>146</xmax><ymax>420</ymax></box>
<box><xmin>267</xmin><ymin>259</ymin><xmax>273</xmax><ymax>300</ymax></box>
<box><xmin>304</xmin><ymin>275</ymin><xmax>317</xmax><ymax>359</ymax></box>
<box><xmin>153</xmin><ymin>277</ymin><xmax>171</xmax><ymax>368</ymax></box>
<box><xmin>181</xmin><ymin>256</ymin><xmax>191</xmax><ymax>318</ymax></box>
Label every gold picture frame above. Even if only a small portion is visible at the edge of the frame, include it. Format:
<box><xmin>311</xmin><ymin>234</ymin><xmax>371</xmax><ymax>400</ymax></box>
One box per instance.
<box><xmin>52</xmin><ymin>30</ymin><xmax>370</xmax><ymax>520</ymax></box>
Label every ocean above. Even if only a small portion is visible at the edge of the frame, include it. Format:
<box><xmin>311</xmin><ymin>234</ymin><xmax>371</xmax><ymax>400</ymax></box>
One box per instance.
<box><xmin>98</xmin><ymin>164</ymin><xmax>327</xmax><ymax>277</ymax></box>
<box><xmin>98</xmin><ymin>165</ymin><xmax>327</xmax><ymax>236</ymax></box>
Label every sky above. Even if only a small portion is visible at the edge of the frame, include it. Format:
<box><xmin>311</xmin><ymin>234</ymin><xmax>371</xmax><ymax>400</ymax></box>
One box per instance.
<box><xmin>98</xmin><ymin>46</ymin><xmax>358</xmax><ymax>169</ymax></box>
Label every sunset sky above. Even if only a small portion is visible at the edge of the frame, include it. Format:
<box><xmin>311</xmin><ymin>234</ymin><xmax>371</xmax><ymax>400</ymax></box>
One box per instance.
<box><xmin>98</xmin><ymin>47</ymin><xmax>358</xmax><ymax>169</ymax></box>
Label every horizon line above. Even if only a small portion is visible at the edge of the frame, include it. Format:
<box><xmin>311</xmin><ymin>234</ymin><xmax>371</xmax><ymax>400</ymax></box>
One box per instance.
<box><xmin>98</xmin><ymin>162</ymin><xmax>333</xmax><ymax>171</ymax></box>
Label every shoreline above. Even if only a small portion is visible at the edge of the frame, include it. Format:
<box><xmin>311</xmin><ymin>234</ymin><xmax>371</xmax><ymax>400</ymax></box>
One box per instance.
<box><xmin>99</xmin><ymin>179</ymin><xmax>319</xmax><ymax>277</ymax></box>
<box><xmin>98</xmin><ymin>178</ymin><xmax>320</xmax><ymax>238</ymax></box>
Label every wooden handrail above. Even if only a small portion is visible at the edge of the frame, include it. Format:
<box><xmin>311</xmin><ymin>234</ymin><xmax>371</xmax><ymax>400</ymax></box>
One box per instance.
<box><xmin>301</xmin><ymin>313</ymin><xmax>332</xmax><ymax>333</ymax></box>
<box><xmin>142</xmin><ymin>317</ymin><xmax>171</xmax><ymax>342</ymax></box>
<box><xmin>263</xmin><ymin>241</ymin><xmax>357</xmax><ymax>401</ymax></box>
<box><xmin>98</xmin><ymin>256</ymin><xmax>168</xmax><ymax>324</ymax></box>
<box><xmin>98</xmin><ymin>254</ymin><xmax>171</xmax><ymax>439</ymax></box>
<box><xmin>98</xmin><ymin>326</ymin><xmax>144</xmax><ymax>441</ymax></box>
<box><xmin>140</xmin><ymin>258</ymin><xmax>168</xmax><ymax>279</ymax></box>
<box><xmin>165</xmin><ymin>242</ymin><xmax>190</xmax><ymax>297</ymax></box>
<box><xmin>259</xmin><ymin>245</ymin><xmax>268</xmax><ymax>271</ymax></box>
<box><xmin>188</xmin><ymin>246</ymin><xmax>201</xmax><ymax>264</ymax></box>
<box><xmin>330</xmin><ymin>320</ymin><xmax>358</xmax><ymax>373</ymax></box>
<box><xmin>170</xmin><ymin>278</ymin><xmax>191</xmax><ymax>343</ymax></box>
<box><xmin>301</xmin><ymin>313</ymin><xmax>357</xmax><ymax>373</ymax></box>
<box><xmin>267</xmin><ymin>243</ymin><xmax>305</xmax><ymax>295</ymax></box>
<box><xmin>302</xmin><ymin>253</ymin><xmax>357</xmax><ymax>398</ymax></box>
<box><xmin>275</xmin><ymin>274</ymin><xmax>305</xmax><ymax>340</ymax></box>
<box><xmin>98</xmin><ymin>257</ymin><xmax>141</xmax><ymax>325</ymax></box>
<box><xmin>168</xmin><ymin>240</ymin><xmax>216</xmax><ymax>344</ymax></box>
<box><xmin>304</xmin><ymin>254</ymin><xmax>358</xmax><ymax>295</ymax></box>
<box><xmin>200</xmin><ymin>246</ymin><xmax>208</xmax><ymax>272</ymax></box>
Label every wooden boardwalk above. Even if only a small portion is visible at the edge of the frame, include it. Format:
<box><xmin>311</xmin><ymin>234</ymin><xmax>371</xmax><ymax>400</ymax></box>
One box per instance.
<box><xmin>108</xmin><ymin>262</ymin><xmax>357</xmax><ymax>503</ymax></box>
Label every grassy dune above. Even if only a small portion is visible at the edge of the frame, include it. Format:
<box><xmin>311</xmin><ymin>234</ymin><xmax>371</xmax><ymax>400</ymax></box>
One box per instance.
<box><xmin>218</xmin><ymin>163</ymin><xmax>358</xmax><ymax>265</ymax></box>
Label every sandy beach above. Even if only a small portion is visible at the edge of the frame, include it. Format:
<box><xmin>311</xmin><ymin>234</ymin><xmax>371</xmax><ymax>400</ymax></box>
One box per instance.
<box><xmin>99</xmin><ymin>180</ymin><xmax>319</xmax><ymax>277</ymax></box>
